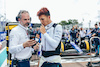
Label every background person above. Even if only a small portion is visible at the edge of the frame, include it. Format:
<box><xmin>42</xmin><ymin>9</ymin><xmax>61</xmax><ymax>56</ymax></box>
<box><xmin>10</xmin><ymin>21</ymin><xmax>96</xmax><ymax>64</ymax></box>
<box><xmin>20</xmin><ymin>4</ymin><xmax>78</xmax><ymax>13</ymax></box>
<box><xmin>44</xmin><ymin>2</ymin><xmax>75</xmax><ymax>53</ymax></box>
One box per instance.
<box><xmin>88</xmin><ymin>24</ymin><xmax>100</xmax><ymax>56</ymax></box>
<box><xmin>79</xmin><ymin>27</ymin><xmax>86</xmax><ymax>41</ymax></box>
<box><xmin>70</xmin><ymin>27</ymin><xmax>77</xmax><ymax>41</ymax></box>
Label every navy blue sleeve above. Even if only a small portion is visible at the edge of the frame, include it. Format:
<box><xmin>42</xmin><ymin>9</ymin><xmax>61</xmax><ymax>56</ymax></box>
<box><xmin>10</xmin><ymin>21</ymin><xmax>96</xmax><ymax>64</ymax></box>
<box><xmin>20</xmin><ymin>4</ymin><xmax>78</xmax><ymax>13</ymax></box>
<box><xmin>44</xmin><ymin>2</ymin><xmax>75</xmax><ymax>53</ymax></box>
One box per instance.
<box><xmin>70</xmin><ymin>30</ymin><xmax>72</xmax><ymax>36</ymax></box>
<box><xmin>91</xmin><ymin>29</ymin><xmax>95</xmax><ymax>33</ymax></box>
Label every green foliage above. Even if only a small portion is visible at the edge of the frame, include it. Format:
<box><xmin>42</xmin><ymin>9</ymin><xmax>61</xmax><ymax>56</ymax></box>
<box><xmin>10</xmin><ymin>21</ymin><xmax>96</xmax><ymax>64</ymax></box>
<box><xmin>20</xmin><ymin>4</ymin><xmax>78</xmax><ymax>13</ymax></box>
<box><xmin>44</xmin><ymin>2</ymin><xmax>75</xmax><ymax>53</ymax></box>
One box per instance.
<box><xmin>59</xmin><ymin>19</ymin><xmax>79</xmax><ymax>25</ymax></box>
<box><xmin>58</xmin><ymin>21</ymin><xmax>67</xmax><ymax>25</ymax></box>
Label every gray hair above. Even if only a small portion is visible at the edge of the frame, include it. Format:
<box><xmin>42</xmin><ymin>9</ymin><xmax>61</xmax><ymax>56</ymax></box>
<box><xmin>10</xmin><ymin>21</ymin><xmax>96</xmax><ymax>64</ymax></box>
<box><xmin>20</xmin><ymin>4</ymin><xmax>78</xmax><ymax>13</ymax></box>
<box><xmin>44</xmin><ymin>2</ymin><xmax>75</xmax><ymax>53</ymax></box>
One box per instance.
<box><xmin>17</xmin><ymin>10</ymin><xmax>29</xmax><ymax>19</ymax></box>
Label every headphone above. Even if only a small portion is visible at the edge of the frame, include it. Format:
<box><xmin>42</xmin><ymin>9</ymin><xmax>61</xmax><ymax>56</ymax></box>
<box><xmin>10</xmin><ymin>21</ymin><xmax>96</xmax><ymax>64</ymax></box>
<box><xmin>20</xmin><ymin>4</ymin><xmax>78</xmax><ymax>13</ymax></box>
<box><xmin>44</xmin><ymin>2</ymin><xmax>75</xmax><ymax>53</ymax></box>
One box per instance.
<box><xmin>16</xmin><ymin>16</ymin><xmax>20</xmax><ymax>21</ymax></box>
<box><xmin>16</xmin><ymin>10</ymin><xmax>32</xmax><ymax>22</ymax></box>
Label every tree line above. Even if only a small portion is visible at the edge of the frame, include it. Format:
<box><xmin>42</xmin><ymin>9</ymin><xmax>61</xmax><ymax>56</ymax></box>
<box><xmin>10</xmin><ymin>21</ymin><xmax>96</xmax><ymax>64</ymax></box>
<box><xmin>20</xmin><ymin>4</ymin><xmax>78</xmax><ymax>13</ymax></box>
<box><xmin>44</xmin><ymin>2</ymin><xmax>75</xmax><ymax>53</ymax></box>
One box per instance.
<box><xmin>58</xmin><ymin>19</ymin><xmax>79</xmax><ymax>25</ymax></box>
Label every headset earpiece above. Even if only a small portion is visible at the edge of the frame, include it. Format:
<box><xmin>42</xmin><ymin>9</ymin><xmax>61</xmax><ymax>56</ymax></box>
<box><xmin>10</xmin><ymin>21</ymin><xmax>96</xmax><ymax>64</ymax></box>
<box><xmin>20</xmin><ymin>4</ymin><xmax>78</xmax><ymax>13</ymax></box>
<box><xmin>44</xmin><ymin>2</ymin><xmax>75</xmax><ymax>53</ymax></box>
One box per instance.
<box><xmin>16</xmin><ymin>16</ymin><xmax>19</xmax><ymax>21</ymax></box>
<box><xmin>30</xmin><ymin>17</ymin><xmax>32</xmax><ymax>22</ymax></box>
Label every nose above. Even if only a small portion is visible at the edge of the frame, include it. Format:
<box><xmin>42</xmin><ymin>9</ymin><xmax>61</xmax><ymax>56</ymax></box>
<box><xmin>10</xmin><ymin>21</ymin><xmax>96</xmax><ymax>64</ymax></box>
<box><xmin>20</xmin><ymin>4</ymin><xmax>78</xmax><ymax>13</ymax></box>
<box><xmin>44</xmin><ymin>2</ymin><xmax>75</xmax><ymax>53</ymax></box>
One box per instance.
<box><xmin>41</xmin><ymin>21</ymin><xmax>44</xmax><ymax>25</ymax></box>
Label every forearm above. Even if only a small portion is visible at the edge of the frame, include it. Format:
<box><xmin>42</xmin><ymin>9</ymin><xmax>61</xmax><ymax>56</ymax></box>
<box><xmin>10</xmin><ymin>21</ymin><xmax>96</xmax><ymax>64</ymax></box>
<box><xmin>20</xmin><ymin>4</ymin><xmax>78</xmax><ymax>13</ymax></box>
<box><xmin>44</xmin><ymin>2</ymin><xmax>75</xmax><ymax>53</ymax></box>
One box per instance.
<box><xmin>9</xmin><ymin>43</ymin><xmax>24</xmax><ymax>54</ymax></box>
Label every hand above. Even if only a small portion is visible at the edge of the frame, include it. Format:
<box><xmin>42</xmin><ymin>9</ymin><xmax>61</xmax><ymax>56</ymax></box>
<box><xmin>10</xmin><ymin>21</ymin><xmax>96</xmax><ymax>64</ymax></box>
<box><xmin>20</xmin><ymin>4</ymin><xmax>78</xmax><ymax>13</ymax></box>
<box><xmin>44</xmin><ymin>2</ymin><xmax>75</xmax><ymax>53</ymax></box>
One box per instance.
<box><xmin>92</xmin><ymin>33</ymin><xmax>96</xmax><ymax>37</ymax></box>
<box><xmin>23</xmin><ymin>39</ymin><xmax>36</xmax><ymax>48</ymax></box>
<box><xmin>0</xmin><ymin>44</ymin><xmax>2</xmax><ymax>50</ymax></box>
<box><xmin>40</xmin><ymin>24</ymin><xmax>46</xmax><ymax>34</ymax></box>
<box><xmin>33</xmin><ymin>43</ymin><xmax>39</xmax><ymax>50</ymax></box>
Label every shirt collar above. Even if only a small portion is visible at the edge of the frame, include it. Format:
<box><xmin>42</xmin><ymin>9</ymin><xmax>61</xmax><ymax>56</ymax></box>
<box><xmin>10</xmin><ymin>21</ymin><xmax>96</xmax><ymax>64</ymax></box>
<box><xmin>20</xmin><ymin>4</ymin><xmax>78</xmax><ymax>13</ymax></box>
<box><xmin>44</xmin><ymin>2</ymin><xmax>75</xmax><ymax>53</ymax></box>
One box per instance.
<box><xmin>18</xmin><ymin>23</ymin><xmax>28</xmax><ymax>31</ymax></box>
<box><xmin>45</xmin><ymin>22</ymin><xmax>54</xmax><ymax>30</ymax></box>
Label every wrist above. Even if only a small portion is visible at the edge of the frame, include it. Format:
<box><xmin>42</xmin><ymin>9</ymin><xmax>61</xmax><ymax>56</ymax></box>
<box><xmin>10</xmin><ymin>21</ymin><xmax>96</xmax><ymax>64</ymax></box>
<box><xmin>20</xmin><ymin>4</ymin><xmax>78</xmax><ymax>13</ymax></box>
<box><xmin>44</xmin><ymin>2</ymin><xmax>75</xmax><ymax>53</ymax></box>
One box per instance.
<box><xmin>23</xmin><ymin>43</ymin><xmax>26</xmax><ymax>48</ymax></box>
<box><xmin>43</xmin><ymin>32</ymin><xmax>46</xmax><ymax>34</ymax></box>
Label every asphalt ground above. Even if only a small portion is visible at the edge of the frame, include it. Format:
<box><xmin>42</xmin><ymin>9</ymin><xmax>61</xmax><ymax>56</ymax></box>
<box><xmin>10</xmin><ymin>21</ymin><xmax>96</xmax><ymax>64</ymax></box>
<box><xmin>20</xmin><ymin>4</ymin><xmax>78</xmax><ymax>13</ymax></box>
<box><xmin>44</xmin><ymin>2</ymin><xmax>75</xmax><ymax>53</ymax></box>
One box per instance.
<box><xmin>1</xmin><ymin>41</ymin><xmax>100</xmax><ymax>67</ymax></box>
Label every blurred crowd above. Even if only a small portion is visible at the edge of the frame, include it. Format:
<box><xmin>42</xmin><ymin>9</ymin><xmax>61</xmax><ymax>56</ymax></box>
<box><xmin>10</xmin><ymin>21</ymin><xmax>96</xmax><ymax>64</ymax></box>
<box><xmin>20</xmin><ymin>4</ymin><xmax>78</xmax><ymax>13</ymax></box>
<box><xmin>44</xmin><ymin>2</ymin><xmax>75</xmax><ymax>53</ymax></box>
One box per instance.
<box><xmin>62</xmin><ymin>23</ymin><xmax>100</xmax><ymax>41</ymax></box>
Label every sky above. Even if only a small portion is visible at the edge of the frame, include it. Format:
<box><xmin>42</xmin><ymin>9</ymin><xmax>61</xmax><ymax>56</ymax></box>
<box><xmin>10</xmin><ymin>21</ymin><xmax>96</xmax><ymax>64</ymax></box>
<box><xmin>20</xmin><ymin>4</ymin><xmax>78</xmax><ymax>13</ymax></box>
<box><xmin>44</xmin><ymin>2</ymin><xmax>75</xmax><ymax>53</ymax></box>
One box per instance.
<box><xmin>1</xmin><ymin>0</ymin><xmax>100</xmax><ymax>28</ymax></box>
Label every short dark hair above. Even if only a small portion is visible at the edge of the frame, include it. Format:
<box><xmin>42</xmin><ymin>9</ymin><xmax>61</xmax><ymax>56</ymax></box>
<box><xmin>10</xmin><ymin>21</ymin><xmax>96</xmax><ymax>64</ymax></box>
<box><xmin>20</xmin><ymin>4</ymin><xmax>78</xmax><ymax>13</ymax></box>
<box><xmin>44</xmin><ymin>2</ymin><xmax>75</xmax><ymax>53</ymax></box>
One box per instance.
<box><xmin>37</xmin><ymin>7</ymin><xmax>50</xmax><ymax>16</ymax></box>
<box><xmin>95</xmin><ymin>23</ymin><xmax>98</xmax><ymax>26</ymax></box>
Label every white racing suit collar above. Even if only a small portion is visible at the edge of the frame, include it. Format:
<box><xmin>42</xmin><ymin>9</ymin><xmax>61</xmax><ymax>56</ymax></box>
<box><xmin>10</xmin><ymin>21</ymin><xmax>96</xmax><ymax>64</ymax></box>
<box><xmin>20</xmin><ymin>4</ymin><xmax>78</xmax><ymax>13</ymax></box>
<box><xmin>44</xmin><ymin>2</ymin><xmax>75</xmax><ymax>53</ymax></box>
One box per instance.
<box><xmin>45</xmin><ymin>22</ymin><xmax>54</xmax><ymax>30</ymax></box>
<box><xmin>18</xmin><ymin>23</ymin><xmax>28</xmax><ymax>31</ymax></box>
